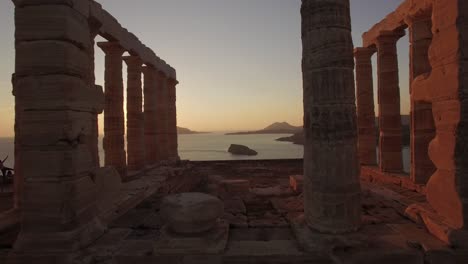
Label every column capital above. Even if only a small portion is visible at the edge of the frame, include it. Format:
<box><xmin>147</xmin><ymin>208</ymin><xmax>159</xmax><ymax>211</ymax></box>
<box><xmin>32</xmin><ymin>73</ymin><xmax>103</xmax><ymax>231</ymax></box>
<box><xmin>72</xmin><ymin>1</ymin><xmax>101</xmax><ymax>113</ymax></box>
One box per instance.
<box><xmin>376</xmin><ymin>30</ymin><xmax>406</xmax><ymax>45</ymax></box>
<box><xmin>404</xmin><ymin>13</ymin><xmax>432</xmax><ymax>27</ymax></box>
<box><xmin>155</xmin><ymin>70</ymin><xmax>167</xmax><ymax>81</ymax></box>
<box><xmin>354</xmin><ymin>47</ymin><xmax>376</xmax><ymax>59</ymax></box>
<box><xmin>141</xmin><ymin>65</ymin><xmax>158</xmax><ymax>77</ymax></box>
<box><xmin>167</xmin><ymin>77</ymin><xmax>179</xmax><ymax>86</ymax></box>
<box><xmin>97</xmin><ymin>41</ymin><xmax>126</xmax><ymax>56</ymax></box>
<box><xmin>123</xmin><ymin>55</ymin><xmax>143</xmax><ymax>68</ymax></box>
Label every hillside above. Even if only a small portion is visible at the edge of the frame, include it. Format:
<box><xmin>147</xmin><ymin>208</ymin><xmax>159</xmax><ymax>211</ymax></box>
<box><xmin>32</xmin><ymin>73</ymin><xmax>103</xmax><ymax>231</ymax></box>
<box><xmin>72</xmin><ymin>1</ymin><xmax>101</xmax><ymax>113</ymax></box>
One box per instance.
<box><xmin>226</xmin><ymin>122</ymin><xmax>302</xmax><ymax>135</ymax></box>
<box><xmin>177</xmin><ymin>127</ymin><xmax>208</xmax><ymax>134</ymax></box>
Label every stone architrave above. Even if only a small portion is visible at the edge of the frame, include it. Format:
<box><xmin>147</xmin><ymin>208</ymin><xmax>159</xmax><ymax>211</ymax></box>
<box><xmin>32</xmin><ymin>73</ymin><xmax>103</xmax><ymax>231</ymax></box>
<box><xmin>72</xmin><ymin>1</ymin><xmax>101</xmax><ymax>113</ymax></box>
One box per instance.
<box><xmin>376</xmin><ymin>30</ymin><xmax>405</xmax><ymax>173</ymax></box>
<box><xmin>301</xmin><ymin>0</ymin><xmax>361</xmax><ymax>233</ymax></box>
<box><xmin>97</xmin><ymin>41</ymin><xmax>127</xmax><ymax>179</ymax></box>
<box><xmin>123</xmin><ymin>56</ymin><xmax>145</xmax><ymax>173</ymax></box>
<box><xmin>354</xmin><ymin>47</ymin><xmax>377</xmax><ymax>166</ymax></box>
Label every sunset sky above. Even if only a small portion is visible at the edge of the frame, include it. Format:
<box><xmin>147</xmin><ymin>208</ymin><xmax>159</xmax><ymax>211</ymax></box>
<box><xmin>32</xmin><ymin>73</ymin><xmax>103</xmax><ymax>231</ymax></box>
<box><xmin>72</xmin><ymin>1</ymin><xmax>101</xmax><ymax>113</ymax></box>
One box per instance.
<box><xmin>0</xmin><ymin>0</ymin><xmax>407</xmax><ymax>137</ymax></box>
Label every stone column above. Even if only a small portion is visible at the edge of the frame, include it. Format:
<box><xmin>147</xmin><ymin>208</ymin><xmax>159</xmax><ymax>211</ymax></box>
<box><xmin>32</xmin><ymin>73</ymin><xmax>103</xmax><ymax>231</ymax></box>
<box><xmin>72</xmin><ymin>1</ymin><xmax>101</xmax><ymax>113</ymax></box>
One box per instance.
<box><xmin>411</xmin><ymin>0</ymin><xmax>468</xmax><ymax>241</ymax></box>
<box><xmin>88</xmin><ymin>20</ymin><xmax>104</xmax><ymax>169</ymax></box>
<box><xmin>301</xmin><ymin>0</ymin><xmax>361</xmax><ymax>233</ymax></box>
<box><xmin>142</xmin><ymin>66</ymin><xmax>159</xmax><ymax>165</ymax></box>
<box><xmin>376</xmin><ymin>30</ymin><xmax>404</xmax><ymax>173</ymax></box>
<box><xmin>167</xmin><ymin>77</ymin><xmax>179</xmax><ymax>160</ymax></box>
<box><xmin>155</xmin><ymin>71</ymin><xmax>169</xmax><ymax>161</ymax></box>
<box><xmin>97</xmin><ymin>42</ymin><xmax>127</xmax><ymax>178</ymax></box>
<box><xmin>354</xmin><ymin>47</ymin><xmax>377</xmax><ymax>166</ymax></box>
<box><xmin>124</xmin><ymin>56</ymin><xmax>145</xmax><ymax>173</ymax></box>
<box><xmin>407</xmin><ymin>15</ymin><xmax>436</xmax><ymax>184</ymax></box>
<box><xmin>10</xmin><ymin>2</ymin><xmax>105</xmax><ymax>262</ymax></box>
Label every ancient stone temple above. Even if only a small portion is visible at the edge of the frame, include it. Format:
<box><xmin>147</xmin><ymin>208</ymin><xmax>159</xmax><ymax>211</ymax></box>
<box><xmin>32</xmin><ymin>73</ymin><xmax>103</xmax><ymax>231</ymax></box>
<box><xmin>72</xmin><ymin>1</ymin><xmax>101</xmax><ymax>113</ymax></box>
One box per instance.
<box><xmin>1</xmin><ymin>0</ymin><xmax>468</xmax><ymax>263</ymax></box>
<box><xmin>5</xmin><ymin>0</ymin><xmax>179</xmax><ymax>262</ymax></box>
<box><xmin>356</xmin><ymin>0</ymin><xmax>468</xmax><ymax>248</ymax></box>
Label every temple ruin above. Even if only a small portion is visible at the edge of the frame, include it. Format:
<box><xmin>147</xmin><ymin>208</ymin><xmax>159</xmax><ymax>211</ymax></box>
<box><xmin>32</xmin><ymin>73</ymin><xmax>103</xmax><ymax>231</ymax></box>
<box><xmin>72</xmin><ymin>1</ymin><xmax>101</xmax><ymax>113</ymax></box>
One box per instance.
<box><xmin>0</xmin><ymin>0</ymin><xmax>467</xmax><ymax>263</ymax></box>
<box><xmin>355</xmin><ymin>0</ymin><xmax>468</xmax><ymax>247</ymax></box>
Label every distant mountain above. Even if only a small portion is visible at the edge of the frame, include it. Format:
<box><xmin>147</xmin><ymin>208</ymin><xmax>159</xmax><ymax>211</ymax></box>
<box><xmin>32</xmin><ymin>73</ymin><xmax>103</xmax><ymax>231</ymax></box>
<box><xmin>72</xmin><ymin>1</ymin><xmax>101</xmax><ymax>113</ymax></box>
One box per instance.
<box><xmin>226</xmin><ymin>122</ymin><xmax>302</xmax><ymax>135</ymax></box>
<box><xmin>277</xmin><ymin>115</ymin><xmax>411</xmax><ymax>146</ymax></box>
<box><xmin>177</xmin><ymin>127</ymin><xmax>208</xmax><ymax>134</ymax></box>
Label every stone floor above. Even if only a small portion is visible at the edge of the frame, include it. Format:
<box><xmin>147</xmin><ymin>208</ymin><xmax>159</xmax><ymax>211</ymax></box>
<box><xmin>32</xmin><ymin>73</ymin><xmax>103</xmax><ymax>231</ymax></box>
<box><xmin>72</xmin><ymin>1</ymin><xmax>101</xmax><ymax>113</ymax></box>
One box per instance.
<box><xmin>1</xmin><ymin>160</ymin><xmax>467</xmax><ymax>263</ymax></box>
<box><xmin>84</xmin><ymin>160</ymin><xmax>465</xmax><ymax>263</ymax></box>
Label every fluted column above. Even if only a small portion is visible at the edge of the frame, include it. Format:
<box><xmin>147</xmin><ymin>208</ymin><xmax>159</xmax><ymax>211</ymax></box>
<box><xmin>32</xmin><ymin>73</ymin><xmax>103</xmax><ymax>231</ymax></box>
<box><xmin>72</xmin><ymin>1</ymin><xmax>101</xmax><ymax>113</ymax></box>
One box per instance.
<box><xmin>155</xmin><ymin>71</ymin><xmax>169</xmax><ymax>161</ymax></box>
<box><xmin>124</xmin><ymin>56</ymin><xmax>145</xmax><ymax>173</ymax></box>
<box><xmin>142</xmin><ymin>66</ymin><xmax>158</xmax><ymax>165</ymax></box>
<box><xmin>407</xmin><ymin>15</ymin><xmax>436</xmax><ymax>184</ymax></box>
<box><xmin>301</xmin><ymin>0</ymin><xmax>361</xmax><ymax>233</ymax></box>
<box><xmin>354</xmin><ymin>47</ymin><xmax>377</xmax><ymax>166</ymax></box>
<box><xmin>97</xmin><ymin>42</ymin><xmax>127</xmax><ymax>178</ymax></box>
<box><xmin>167</xmin><ymin>77</ymin><xmax>179</xmax><ymax>160</ymax></box>
<box><xmin>376</xmin><ymin>30</ymin><xmax>404</xmax><ymax>173</ymax></box>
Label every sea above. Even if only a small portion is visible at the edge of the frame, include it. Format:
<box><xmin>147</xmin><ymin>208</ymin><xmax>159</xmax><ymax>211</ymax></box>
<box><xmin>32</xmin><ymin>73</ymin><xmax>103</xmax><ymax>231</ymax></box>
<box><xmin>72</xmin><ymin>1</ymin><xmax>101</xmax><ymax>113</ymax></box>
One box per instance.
<box><xmin>0</xmin><ymin>132</ymin><xmax>411</xmax><ymax>173</ymax></box>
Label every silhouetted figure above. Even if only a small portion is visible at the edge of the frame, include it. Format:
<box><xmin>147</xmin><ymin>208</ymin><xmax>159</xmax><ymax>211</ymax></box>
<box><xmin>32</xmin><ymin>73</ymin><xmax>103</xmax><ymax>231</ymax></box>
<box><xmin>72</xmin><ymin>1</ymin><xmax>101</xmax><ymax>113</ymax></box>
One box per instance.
<box><xmin>0</xmin><ymin>156</ymin><xmax>13</xmax><ymax>184</ymax></box>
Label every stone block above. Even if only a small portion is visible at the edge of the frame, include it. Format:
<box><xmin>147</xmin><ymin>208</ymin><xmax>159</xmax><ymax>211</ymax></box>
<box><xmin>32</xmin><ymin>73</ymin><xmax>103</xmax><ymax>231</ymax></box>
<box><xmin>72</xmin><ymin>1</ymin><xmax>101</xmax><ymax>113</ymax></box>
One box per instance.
<box><xmin>12</xmin><ymin>0</ymin><xmax>74</xmax><ymax>7</ymax></box>
<box><xmin>219</xmin><ymin>179</ymin><xmax>250</xmax><ymax>197</ymax></box>
<box><xmin>15</xmin><ymin>5</ymin><xmax>90</xmax><ymax>49</ymax></box>
<box><xmin>17</xmin><ymin>110</ymin><xmax>95</xmax><ymax>148</ymax></box>
<box><xmin>21</xmin><ymin>175</ymin><xmax>98</xmax><ymax>233</ymax></box>
<box><xmin>93</xmin><ymin>167</ymin><xmax>122</xmax><ymax>217</ymax></box>
<box><xmin>16</xmin><ymin>41</ymin><xmax>89</xmax><ymax>78</ymax></box>
<box><xmin>160</xmin><ymin>193</ymin><xmax>224</xmax><ymax>234</ymax></box>
<box><xmin>289</xmin><ymin>175</ymin><xmax>304</xmax><ymax>193</ymax></box>
<box><xmin>153</xmin><ymin>220</ymin><xmax>229</xmax><ymax>255</ymax></box>
<box><xmin>19</xmin><ymin>146</ymin><xmax>94</xmax><ymax>180</ymax></box>
<box><xmin>14</xmin><ymin>75</ymin><xmax>104</xmax><ymax>113</ymax></box>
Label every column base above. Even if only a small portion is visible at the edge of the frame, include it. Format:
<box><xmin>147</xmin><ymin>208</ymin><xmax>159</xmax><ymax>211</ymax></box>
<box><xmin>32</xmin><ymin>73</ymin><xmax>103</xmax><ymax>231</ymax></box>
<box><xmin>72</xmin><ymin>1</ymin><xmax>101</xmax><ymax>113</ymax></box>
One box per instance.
<box><xmin>8</xmin><ymin>217</ymin><xmax>105</xmax><ymax>264</ymax></box>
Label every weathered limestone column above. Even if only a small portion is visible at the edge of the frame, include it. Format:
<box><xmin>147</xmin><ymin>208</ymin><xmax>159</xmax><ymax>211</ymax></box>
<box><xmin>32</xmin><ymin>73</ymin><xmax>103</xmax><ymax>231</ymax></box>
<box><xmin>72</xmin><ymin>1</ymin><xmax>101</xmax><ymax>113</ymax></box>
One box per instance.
<box><xmin>354</xmin><ymin>47</ymin><xmax>377</xmax><ymax>166</ymax></box>
<box><xmin>124</xmin><ymin>56</ymin><xmax>145</xmax><ymax>173</ymax></box>
<box><xmin>88</xmin><ymin>21</ymin><xmax>104</xmax><ymax>168</ymax></box>
<box><xmin>97</xmin><ymin>42</ymin><xmax>127</xmax><ymax>178</ymax></box>
<box><xmin>167</xmin><ymin>77</ymin><xmax>179</xmax><ymax>160</ymax></box>
<box><xmin>411</xmin><ymin>0</ymin><xmax>468</xmax><ymax>244</ymax></box>
<box><xmin>142</xmin><ymin>66</ymin><xmax>159</xmax><ymax>165</ymax></box>
<box><xmin>301</xmin><ymin>0</ymin><xmax>361</xmax><ymax>233</ymax></box>
<box><xmin>407</xmin><ymin>15</ymin><xmax>436</xmax><ymax>184</ymax></box>
<box><xmin>376</xmin><ymin>30</ymin><xmax>404</xmax><ymax>173</ymax></box>
<box><xmin>10</xmin><ymin>2</ymin><xmax>105</xmax><ymax>261</ymax></box>
<box><xmin>155</xmin><ymin>71</ymin><xmax>169</xmax><ymax>161</ymax></box>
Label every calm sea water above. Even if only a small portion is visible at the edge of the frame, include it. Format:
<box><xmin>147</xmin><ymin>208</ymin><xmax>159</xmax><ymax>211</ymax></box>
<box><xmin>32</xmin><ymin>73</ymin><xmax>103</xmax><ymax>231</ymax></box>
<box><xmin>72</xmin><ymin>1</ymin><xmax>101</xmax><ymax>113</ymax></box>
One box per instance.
<box><xmin>0</xmin><ymin>133</ymin><xmax>410</xmax><ymax>172</ymax></box>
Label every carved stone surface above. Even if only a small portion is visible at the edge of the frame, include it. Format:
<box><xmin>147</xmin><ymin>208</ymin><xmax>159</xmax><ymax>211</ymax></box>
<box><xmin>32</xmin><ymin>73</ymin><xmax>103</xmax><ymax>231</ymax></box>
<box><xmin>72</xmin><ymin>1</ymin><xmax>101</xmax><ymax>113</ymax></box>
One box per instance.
<box><xmin>301</xmin><ymin>0</ymin><xmax>361</xmax><ymax>233</ymax></box>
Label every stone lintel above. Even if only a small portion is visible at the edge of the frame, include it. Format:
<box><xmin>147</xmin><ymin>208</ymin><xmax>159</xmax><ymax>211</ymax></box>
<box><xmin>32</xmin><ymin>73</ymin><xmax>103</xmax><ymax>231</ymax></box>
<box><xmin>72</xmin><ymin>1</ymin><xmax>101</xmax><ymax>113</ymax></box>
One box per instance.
<box><xmin>97</xmin><ymin>41</ymin><xmax>126</xmax><ymax>55</ymax></box>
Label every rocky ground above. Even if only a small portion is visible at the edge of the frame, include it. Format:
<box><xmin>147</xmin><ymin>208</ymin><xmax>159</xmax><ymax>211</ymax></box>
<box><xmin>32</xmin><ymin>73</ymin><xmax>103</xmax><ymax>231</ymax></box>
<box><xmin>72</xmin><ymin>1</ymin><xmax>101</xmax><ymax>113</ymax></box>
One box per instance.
<box><xmin>1</xmin><ymin>160</ymin><xmax>466</xmax><ymax>263</ymax></box>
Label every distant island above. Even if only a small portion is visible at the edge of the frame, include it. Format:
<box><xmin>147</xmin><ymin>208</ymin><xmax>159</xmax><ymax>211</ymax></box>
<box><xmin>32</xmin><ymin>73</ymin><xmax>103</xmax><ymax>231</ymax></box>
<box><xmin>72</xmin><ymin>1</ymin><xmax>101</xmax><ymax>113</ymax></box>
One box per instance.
<box><xmin>226</xmin><ymin>122</ymin><xmax>302</xmax><ymax>135</ymax></box>
<box><xmin>177</xmin><ymin>127</ymin><xmax>209</xmax><ymax>135</ymax></box>
<box><xmin>276</xmin><ymin>115</ymin><xmax>411</xmax><ymax>146</ymax></box>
